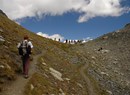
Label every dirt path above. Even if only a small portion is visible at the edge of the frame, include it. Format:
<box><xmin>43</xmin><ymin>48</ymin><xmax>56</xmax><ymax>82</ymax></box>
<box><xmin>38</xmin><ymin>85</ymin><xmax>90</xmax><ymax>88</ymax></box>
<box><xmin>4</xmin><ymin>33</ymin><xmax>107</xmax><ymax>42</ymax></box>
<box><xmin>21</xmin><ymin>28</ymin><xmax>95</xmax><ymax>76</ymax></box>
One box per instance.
<box><xmin>2</xmin><ymin>51</ymin><xmax>45</xmax><ymax>95</ymax></box>
<box><xmin>80</xmin><ymin>63</ymin><xmax>97</xmax><ymax>95</ymax></box>
<box><xmin>2</xmin><ymin>50</ymin><xmax>96</xmax><ymax>95</ymax></box>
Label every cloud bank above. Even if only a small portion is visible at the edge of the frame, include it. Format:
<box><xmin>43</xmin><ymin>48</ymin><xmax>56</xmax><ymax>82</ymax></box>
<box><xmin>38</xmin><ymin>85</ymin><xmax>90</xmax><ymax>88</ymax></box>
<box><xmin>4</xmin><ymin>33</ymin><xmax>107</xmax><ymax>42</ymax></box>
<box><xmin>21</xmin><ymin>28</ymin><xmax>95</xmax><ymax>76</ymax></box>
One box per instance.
<box><xmin>0</xmin><ymin>0</ymin><xmax>129</xmax><ymax>22</ymax></box>
<box><xmin>37</xmin><ymin>32</ymin><xmax>64</xmax><ymax>41</ymax></box>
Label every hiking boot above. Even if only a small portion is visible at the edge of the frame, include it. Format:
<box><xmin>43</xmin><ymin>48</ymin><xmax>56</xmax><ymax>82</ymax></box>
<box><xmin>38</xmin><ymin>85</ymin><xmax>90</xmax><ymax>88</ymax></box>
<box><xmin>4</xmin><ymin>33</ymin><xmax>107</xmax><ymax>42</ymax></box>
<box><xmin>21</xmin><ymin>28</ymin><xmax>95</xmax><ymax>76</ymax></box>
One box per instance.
<box><xmin>24</xmin><ymin>75</ymin><xmax>29</xmax><ymax>79</ymax></box>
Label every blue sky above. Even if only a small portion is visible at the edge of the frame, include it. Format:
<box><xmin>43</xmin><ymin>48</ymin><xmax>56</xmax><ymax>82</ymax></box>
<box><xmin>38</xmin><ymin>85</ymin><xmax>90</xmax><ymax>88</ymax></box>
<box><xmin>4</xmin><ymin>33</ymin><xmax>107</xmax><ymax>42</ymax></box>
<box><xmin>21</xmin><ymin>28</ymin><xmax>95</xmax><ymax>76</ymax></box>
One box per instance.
<box><xmin>0</xmin><ymin>0</ymin><xmax>130</xmax><ymax>41</ymax></box>
<box><xmin>21</xmin><ymin>12</ymin><xmax>130</xmax><ymax>40</ymax></box>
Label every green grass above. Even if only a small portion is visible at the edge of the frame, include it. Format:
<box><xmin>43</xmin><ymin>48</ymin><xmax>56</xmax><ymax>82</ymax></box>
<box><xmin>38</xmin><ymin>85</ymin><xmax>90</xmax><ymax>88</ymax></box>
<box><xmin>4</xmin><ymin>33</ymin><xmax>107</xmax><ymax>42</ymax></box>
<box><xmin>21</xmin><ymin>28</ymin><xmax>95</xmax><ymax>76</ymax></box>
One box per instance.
<box><xmin>24</xmin><ymin>73</ymin><xmax>59</xmax><ymax>95</ymax></box>
<box><xmin>0</xmin><ymin>14</ymin><xmax>71</xmax><ymax>92</ymax></box>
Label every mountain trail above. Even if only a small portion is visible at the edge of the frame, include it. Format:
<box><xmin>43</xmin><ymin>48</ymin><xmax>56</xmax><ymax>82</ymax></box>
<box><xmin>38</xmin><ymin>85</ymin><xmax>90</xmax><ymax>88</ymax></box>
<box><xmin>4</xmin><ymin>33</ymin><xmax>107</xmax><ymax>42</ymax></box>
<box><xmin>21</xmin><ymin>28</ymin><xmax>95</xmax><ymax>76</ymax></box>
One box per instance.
<box><xmin>1</xmin><ymin>50</ymin><xmax>97</xmax><ymax>95</ymax></box>
<box><xmin>80</xmin><ymin>63</ymin><xmax>97</xmax><ymax>95</ymax></box>
<box><xmin>1</xmin><ymin>51</ymin><xmax>45</xmax><ymax>95</ymax></box>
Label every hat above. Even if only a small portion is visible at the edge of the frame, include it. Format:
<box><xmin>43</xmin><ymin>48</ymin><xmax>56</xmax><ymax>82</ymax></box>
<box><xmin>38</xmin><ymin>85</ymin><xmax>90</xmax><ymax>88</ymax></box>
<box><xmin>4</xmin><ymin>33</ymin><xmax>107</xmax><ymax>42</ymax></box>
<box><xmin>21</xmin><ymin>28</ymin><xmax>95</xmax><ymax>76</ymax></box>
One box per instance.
<box><xmin>24</xmin><ymin>35</ymin><xmax>29</xmax><ymax>40</ymax></box>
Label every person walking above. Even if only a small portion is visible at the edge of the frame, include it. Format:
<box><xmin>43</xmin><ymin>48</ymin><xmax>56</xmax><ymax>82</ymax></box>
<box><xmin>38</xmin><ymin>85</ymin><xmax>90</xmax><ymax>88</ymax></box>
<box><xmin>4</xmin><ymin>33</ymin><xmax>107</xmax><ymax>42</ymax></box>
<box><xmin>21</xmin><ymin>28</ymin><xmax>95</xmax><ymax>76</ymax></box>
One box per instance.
<box><xmin>17</xmin><ymin>35</ymin><xmax>33</xmax><ymax>78</ymax></box>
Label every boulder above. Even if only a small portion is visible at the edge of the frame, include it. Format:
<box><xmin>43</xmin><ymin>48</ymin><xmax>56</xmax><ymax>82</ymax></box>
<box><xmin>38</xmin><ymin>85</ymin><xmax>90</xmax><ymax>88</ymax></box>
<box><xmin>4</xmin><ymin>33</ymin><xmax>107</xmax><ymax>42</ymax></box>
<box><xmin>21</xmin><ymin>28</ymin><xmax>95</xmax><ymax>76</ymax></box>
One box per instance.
<box><xmin>49</xmin><ymin>67</ymin><xmax>63</xmax><ymax>81</ymax></box>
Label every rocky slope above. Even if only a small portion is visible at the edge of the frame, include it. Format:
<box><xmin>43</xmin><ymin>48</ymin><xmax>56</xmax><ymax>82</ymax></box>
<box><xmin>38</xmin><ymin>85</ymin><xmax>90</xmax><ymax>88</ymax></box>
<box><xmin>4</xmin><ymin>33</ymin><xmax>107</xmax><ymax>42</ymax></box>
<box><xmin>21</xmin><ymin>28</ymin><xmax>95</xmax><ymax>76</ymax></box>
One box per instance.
<box><xmin>73</xmin><ymin>23</ymin><xmax>130</xmax><ymax>95</ymax></box>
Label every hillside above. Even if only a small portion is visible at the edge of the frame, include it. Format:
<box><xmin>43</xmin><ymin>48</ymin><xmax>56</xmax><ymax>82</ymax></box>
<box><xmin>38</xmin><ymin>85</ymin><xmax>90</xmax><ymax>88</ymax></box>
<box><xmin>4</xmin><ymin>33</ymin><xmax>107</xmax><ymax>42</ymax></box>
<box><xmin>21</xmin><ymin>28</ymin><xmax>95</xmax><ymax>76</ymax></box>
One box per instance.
<box><xmin>0</xmin><ymin>10</ymin><xmax>90</xmax><ymax>95</ymax></box>
<box><xmin>0</xmin><ymin>9</ymin><xmax>130</xmax><ymax>95</ymax></box>
<box><xmin>73</xmin><ymin>24</ymin><xmax>130</xmax><ymax>95</ymax></box>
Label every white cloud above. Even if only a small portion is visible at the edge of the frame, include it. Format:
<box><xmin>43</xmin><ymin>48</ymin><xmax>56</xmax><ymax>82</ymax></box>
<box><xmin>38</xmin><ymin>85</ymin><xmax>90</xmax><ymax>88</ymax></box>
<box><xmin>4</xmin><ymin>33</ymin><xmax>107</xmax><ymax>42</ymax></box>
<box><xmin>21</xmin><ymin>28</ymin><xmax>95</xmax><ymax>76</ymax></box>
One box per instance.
<box><xmin>0</xmin><ymin>0</ymin><xmax>129</xmax><ymax>22</ymax></box>
<box><xmin>37</xmin><ymin>32</ymin><xmax>64</xmax><ymax>41</ymax></box>
<box><xmin>77</xmin><ymin>0</ymin><xmax>128</xmax><ymax>22</ymax></box>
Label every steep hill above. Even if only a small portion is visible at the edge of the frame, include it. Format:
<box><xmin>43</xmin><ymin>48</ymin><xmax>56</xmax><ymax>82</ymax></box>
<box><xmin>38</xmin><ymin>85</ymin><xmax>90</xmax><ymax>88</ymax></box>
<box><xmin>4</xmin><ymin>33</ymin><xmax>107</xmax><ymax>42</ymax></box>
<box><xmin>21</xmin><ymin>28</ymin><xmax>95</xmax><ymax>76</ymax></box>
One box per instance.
<box><xmin>0</xmin><ymin>10</ymin><xmax>89</xmax><ymax>95</ymax></box>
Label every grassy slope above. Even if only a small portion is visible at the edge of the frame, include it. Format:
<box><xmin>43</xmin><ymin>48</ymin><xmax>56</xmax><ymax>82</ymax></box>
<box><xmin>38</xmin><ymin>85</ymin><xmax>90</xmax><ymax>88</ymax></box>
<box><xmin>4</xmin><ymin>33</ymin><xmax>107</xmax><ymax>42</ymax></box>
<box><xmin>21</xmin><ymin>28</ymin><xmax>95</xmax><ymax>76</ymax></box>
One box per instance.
<box><xmin>0</xmin><ymin>14</ymin><xmax>89</xmax><ymax>95</ymax></box>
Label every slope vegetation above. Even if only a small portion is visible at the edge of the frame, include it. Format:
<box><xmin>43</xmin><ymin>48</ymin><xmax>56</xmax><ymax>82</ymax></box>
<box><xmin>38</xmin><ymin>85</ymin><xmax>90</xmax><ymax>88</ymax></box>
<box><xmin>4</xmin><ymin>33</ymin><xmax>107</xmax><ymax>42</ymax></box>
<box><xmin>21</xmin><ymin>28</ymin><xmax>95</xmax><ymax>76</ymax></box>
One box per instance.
<box><xmin>0</xmin><ymin>10</ymin><xmax>89</xmax><ymax>95</ymax></box>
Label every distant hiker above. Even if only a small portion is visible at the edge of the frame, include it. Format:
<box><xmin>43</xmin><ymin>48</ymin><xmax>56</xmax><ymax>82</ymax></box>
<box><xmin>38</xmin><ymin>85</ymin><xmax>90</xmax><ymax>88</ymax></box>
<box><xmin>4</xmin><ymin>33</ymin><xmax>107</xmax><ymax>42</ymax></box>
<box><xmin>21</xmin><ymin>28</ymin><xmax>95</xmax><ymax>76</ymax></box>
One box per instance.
<box><xmin>17</xmin><ymin>35</ymin><xmax>33</xmax><ymax>78</ymax></box>
<box><xmin>74</xmin><ymin>40</ymin><xmax>76</xmax><ymax>44</ymax></box>
<box><xmin>58</xmin><ymin>38</ymin><xmax>60</xmax><ymax>42</ymax></box>
<box><xmin>69</xmin><ymin>40</ymin><xmax>71</xmax><ymax>44</ymax></box>
<box><xmin>65</xmin><ymin>39</ymin><xmax>68</xmax><ymax>43</ymax></box>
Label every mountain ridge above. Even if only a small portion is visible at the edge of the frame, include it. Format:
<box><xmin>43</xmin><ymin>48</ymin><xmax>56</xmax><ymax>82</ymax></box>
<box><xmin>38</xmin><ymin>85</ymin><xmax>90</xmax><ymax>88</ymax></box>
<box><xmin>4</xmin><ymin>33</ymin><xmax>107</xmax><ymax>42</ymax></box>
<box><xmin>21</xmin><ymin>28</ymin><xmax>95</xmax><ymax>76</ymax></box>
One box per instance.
<box><xmin>0</xmin><ymin>9</ymin><xmax>7</xmax><ymax>17</ymax></box>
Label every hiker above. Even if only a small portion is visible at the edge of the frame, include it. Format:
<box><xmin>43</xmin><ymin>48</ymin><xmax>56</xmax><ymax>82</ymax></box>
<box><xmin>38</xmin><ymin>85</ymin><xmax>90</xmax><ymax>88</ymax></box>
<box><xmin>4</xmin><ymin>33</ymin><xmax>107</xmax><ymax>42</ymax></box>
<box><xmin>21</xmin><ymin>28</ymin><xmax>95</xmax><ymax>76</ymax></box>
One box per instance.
<box><xmin>58</xmin><ymin>38</ymin><xmax>60</xmax><ymax>42</ymax></box>
<box><xmin>17</xmin><ymin>35</ymin><xmax>33</xmax><ymax>78</ymax></box>
<box><xmin>65</xmin><ymin>39</ymin><xmax>68</xmax><ymax>43</ymax></box>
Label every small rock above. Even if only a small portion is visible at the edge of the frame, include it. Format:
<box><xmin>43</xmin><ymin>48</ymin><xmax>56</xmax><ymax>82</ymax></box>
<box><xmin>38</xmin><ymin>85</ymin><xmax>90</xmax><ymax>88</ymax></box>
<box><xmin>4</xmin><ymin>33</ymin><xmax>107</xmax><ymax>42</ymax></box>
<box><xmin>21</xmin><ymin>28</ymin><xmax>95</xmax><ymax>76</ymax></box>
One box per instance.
<box><xmin>0</xmin><ymin>28</ymin><xmax>3</xmax><ymax>32</ymax></box>
<box><xmin>43</xmin><ymin>73</ymin><xmax>49</xmax><ymax>78</ymax></box>
<box><xmin>59</xmin><ymin>88</ymin><xmax>65</xmax><ymax>95</ymax></box>
<box><xmin>7</xmin><ymin>41</ymin><xmax>11</xmax><ymax>44</ymax></box>
<box><xmin>0</xmin><ymin>65</ymin><xmax>5</xmax><ymax>69</ymax></box>
<box><xmin>77</xmin><ymin>83</ymin><xmax>83</xmax><ymax>88</ymax></box>
<box><xmin>5</xmin><ymin>63</ymin><xmax>11</xmax><ymax>70</ymax></box>
<box><xmin>113</xmin><ymin>61</ymin><xmax>118</xmax><ymax>65</ymax></box>
<box><xmin>42</xmin><ymin>62</ymin><xmax>47</xmax><ymax>66</ymax></box>
<box><xmin>4</xmin><ymin>45</ymin><xmax>9</xmax><ymax>48</ymax></box>
<box><xmin>64</xmin><ymin>78</ymin><xmax>70</xmax><ymax>81</ymax></box>
<box><xmin>106</xmin><ymin>90</ymin><xmax>112</xmax><ymax>95</ymax></box>
<box><xmin>101</xmin><ymin>50</ymin><xmax>110</xmax><ymax>53</ymax></box>
<box><xmin>30</xmin><ymin>84</ymin><xmax>34</xmax><ymax>90</ymax></box>
<box><xmin>101</xmin><ymin>72</ymin><xmax>109</xmax><ymax>76</ymax></box>
<box><xmin>113</xmin><ymin>69</ymin><xmax>118</xmax><ymax>74</ymax></box>
<box><xmin>91</xmin><ymin>56</ymin><xmax>96</xmax><ymax>60</ymax></box>
<box><xmin>0</xmin><ymin>36</ymin><xmax>5</xmax><ymax>42</ymax></box>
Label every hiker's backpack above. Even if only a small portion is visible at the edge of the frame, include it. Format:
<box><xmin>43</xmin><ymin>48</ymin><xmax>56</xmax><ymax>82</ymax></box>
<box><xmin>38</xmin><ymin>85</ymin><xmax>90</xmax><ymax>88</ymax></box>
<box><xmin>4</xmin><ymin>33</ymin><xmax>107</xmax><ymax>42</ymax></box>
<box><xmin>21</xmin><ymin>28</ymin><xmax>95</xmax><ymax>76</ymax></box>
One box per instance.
<box><xmin>18</xmin><ymin>40</ymin><xmax>31</xmax><ymax>55</ymax></box>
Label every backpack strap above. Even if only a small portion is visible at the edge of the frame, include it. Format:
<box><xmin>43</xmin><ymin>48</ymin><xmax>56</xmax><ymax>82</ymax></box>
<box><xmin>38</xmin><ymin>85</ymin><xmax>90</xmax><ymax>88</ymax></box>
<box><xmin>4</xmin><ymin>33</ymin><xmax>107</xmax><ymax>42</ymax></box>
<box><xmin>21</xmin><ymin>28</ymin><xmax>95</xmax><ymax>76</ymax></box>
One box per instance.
<box><xmin>20</xmin><ymin>41</ymin><xmax>23</xmax><ymax>47</ymax></box>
